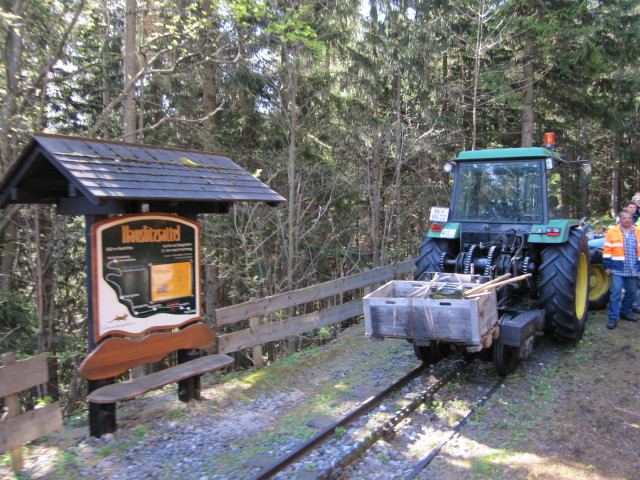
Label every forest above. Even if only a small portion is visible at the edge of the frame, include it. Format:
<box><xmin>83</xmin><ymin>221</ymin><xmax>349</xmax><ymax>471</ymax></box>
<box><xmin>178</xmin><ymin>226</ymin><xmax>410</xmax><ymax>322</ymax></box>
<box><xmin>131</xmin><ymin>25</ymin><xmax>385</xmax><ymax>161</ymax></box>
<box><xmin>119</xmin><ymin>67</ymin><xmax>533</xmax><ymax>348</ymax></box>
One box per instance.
<box><xmin>1</xmin><ymin>0</ymin><xmax>639</xmax><ymax>413</ymax></box>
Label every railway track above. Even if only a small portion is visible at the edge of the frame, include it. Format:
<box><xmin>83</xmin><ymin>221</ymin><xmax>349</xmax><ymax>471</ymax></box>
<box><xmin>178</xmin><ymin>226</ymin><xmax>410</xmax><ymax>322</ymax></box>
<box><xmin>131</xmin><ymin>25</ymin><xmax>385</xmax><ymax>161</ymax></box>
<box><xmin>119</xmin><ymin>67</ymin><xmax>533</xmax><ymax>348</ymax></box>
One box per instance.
<box><xmin>248</xmin><ymin>355</ymin><xmax>504</xmax><ymax>479</ymax></box>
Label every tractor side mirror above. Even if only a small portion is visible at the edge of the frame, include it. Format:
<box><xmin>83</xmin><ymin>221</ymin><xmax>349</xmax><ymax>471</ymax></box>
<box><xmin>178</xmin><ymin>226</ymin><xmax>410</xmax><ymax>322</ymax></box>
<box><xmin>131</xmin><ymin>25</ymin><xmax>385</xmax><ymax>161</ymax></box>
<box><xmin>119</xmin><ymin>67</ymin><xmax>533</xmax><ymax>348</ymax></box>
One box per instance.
<box><xmin>580</xmin><ymin>163</ymin><xmax>592</xmax><ymax>185</ymax></box>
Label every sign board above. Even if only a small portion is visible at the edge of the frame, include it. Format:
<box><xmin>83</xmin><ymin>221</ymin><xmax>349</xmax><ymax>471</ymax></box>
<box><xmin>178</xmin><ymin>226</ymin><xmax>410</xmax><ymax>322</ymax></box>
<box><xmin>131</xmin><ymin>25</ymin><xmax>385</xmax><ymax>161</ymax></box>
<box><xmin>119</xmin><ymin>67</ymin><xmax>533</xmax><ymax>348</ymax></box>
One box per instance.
<box><xmin>91</xmin><ymin>213</ymin><xmax>201</xmax><ymax>342</ymax></box>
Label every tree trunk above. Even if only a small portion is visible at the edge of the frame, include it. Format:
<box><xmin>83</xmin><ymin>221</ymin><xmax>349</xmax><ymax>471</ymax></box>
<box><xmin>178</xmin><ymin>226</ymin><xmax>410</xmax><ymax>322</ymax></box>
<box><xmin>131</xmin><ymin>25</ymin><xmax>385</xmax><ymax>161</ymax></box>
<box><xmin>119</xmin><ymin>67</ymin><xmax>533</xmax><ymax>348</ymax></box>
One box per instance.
<box><xmin>369</xmin><ymin>137</ymin><xmax>382</xmax><ymax>266</ymax></box>
<box><xmin>0</xmin><ymin>221</ymin><xmax>18</xmax><ymax>292</ymax></box>
<box><xmin>285</xmin><ymin>48</ymin><xmax>300</xmax><ymax>355</ymax></box>
<box><xmin>202</xmin><ymin>60</ymin><xmax>218</xmax><ymax>151</ymax></box>
<box><xmin>520</xmin><ymin>0</ymin><xmax>535</xmax><ymax>148</ymax></box>
<box><xmin>0</xmin><ymin>0</ymin><xmax>25</xmax><ymax>171</ymax></box>
<box><xmin>470</xmin><ymin>0</ymin><xmax>485</xmax><ymax>151</ymax></box>
<box><xmin>579</xmin><ymin>118</ymin><xmax>589</xmax><ymax>219</ymax></box>
<box><xmin>612</xmin><ymin>131</ymin><xmax>622</xmax><ymax>217</ymax></box>
<box><xmin>286</xmin><ymin>55</ymin><xmax>299</xmax><ymax>292</ymax></box>
<box><xmin>123</xmin><ymin>0</ymin><xmax>137</xmax><ymax>142</ymax></box>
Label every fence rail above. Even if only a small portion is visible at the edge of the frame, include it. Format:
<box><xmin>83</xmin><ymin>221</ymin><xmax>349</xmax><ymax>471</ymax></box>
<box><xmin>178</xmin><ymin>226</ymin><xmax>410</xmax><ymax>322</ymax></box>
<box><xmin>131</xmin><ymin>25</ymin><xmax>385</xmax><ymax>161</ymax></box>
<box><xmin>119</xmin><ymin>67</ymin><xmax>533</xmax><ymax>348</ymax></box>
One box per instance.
<box><xmin>216</xmin><ymin>259</ymin><xmax>416</xmax><ymax>355</ymax></box>
<box><xmin>0</xmin><ymin>353</ymin><xmax>63</xmax><ymax>473</ymax></box>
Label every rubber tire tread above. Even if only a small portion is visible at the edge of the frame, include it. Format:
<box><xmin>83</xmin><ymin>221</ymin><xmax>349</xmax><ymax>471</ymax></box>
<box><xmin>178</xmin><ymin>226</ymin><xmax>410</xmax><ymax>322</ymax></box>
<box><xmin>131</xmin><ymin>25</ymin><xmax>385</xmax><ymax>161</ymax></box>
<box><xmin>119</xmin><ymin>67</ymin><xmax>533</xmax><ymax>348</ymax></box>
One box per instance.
<box><xmin>414</xmin><ymin>235</ymin><xmax>452</xmax><ymax>280</ymax></box>
<box><xmin>536</xmin><ymin>228</ymin><xmax>590</xmax><ymax>343</ymax></box>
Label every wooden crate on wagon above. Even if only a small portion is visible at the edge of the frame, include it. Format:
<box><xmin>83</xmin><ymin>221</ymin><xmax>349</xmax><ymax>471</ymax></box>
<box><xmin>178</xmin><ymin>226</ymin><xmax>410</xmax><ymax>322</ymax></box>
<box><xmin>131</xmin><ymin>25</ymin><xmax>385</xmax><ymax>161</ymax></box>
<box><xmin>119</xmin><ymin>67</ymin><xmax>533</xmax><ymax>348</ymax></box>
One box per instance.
<box><xmin>363</xmin><ymin>274</ymin><xmax>500</xmax><ymax>351</ymax></box>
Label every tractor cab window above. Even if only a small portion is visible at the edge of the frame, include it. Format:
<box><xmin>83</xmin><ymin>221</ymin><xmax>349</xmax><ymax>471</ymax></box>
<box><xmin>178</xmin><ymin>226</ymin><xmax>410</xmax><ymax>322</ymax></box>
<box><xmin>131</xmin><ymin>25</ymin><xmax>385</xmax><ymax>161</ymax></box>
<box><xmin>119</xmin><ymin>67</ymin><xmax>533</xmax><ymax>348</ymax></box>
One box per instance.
<box><xmin>452</xmin><ymin>160</ymin><xmax>544</xmax><ymax>223</ymax></box>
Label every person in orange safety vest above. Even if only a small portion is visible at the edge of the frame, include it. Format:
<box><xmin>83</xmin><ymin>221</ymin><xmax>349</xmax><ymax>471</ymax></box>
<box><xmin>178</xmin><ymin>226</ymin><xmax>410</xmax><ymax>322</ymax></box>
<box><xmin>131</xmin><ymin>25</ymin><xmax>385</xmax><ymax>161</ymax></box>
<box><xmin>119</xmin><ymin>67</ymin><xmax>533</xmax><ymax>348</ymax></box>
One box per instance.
<box><xmin>603</xmin><ymin>210</ymin><xmax>640</xmax><ymax>329</ymax></box>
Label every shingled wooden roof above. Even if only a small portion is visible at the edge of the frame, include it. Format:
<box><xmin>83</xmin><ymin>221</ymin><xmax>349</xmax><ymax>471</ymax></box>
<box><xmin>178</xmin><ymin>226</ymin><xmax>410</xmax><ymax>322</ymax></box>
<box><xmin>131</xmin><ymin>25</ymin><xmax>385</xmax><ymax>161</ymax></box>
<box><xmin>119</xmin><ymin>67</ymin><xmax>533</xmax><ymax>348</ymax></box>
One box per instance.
<box><xmin>0</xmin><ymin>134</ymin><xmax>285</xmax><ymax>215</ymax></box>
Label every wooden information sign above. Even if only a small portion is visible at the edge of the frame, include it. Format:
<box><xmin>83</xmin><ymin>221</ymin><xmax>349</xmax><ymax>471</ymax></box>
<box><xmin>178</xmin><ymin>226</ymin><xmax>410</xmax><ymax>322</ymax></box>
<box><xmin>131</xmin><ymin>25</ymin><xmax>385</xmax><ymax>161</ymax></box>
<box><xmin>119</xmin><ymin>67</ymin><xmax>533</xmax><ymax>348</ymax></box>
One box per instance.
<box><xmin>91</xmin><ymin>213</ymin><xmax>201</xmax><ymax>342</ymax></box>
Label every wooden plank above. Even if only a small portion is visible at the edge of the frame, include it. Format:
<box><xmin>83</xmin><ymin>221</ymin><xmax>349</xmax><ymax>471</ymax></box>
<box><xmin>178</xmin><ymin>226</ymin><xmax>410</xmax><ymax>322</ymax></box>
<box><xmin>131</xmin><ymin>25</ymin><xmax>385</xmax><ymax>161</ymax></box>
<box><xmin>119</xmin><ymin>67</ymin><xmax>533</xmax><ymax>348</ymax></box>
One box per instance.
<box><xmin>0</xmin><ymin>403</ymin><xmax>63</xmax><ymax>453</ymax></box>
<box><xmin>79</xmin><ymin>322</ymin><xmax>215</xmax><ymax>380</ymax></box>
<box><xmin>88</xmin><ymin>354</ymin><xmax>234</xmax><ymax>403</ymax></box>
<box><xmin>395</xmin><ymin>258</ymin><xmax>416</xmax><ymax>276</ymax></box>
<box><xmin>0</xmin><ymin>354</ymin><xmax>48</xmax><ymax>398</ymax></box>
<box><xmin>215</xmin><ymin>263</ymin><xmax>414</xmax><ymax>326</ymax></box>
<box><xmin>218</xmin><ymin>299</ymin><xmax>363</xmax><ymax>354</ymax></box>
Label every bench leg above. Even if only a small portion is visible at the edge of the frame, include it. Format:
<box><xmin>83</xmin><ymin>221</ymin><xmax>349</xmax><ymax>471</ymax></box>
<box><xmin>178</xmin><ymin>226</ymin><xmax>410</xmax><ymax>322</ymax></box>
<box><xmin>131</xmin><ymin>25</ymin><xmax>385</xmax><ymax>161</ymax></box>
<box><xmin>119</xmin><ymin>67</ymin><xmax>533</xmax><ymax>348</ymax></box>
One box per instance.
<box><xmin>88</xmin><ymin>379</ymin><xmax>116</xmax><ymax>437</ymax></box>
<box><xmin>177</xmin><ymin>349</ymin><xmax>201</xmax><ymax>402</ymax></box>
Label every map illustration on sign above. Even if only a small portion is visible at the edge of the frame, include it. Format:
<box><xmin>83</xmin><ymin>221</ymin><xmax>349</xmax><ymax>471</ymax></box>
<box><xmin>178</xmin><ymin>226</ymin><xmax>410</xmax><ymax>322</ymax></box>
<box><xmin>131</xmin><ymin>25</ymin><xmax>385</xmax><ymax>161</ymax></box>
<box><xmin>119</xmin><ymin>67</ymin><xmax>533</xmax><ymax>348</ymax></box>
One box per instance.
<box><xmin>92</xmin><ymin>214</ymin><xmax>201</xmax><ymax>341</ymax></box>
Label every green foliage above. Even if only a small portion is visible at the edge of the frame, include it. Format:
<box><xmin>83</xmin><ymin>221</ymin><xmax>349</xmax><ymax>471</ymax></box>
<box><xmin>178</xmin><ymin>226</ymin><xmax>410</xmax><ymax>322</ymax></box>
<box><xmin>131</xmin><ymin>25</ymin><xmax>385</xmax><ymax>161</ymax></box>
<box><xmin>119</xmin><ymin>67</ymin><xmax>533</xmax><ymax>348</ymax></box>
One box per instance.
<box><xmin>36</xmin><ymin>396</ymin><xmax>54</xmax><ymax>407</ymax></box>
<box><xmin>0</xmin><ymin>291</ymin><xmax>37</xmax><ymax>353</ymax></box>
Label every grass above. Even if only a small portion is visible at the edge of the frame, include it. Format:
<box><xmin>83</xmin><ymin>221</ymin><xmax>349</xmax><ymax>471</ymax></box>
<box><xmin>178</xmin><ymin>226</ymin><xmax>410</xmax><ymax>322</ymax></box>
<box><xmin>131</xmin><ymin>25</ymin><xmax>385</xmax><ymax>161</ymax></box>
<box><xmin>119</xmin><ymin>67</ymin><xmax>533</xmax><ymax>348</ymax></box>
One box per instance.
<box><xmin>54</xmin><ymin>448</ymin><xmax>77</xmax><ymax>475</ymax></box>
<box><xmin>97</xmin><ymin>445</ymin><xmax>113</xmax><ymax>456</ymax></box>
<box><xmin>279</xmin><ymin>414</ymin><xmax>318</xmax><ymax>440</ymax></box>
<box><xmin>164</xmin><ymin>409</ymin><xmax>186</xmax><ymax>420</ymax></box>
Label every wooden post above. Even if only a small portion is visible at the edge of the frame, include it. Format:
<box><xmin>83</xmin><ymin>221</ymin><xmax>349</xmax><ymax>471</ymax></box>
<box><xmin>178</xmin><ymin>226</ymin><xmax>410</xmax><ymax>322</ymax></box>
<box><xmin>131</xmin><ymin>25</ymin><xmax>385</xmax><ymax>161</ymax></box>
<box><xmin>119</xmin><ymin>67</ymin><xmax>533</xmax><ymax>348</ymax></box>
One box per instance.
<box><xmin>2</xmin><ymin>353</ymin><xmax>23</xmax><ymax>472</ymax></box>
<box><xmin>363</xmin><ymin>267</ymin><xmax>373</xmax><ymax>296</ymax></box>
<box><xmin>177</xmin><ymin>213</ymin><xmax>202</xmax><ymax>402</ymax></box>
<box><xmin>86</xmin><ymin>214</ymin><xmax>116</xmax><ymax>438</ymax></box>
<box><xmin>250</xmin><ymin>322</ymin><xmax>264</xmax><ymax>369</ymax></box>
<box><xmin>249</xmin><ymin>298</ymin><xmax>264</xmax><ymax>369</ymax></box>
<box><xmin>177</xmin><ymin>349</ymin><xmax>201</xmax><ymax>402</ymax></box>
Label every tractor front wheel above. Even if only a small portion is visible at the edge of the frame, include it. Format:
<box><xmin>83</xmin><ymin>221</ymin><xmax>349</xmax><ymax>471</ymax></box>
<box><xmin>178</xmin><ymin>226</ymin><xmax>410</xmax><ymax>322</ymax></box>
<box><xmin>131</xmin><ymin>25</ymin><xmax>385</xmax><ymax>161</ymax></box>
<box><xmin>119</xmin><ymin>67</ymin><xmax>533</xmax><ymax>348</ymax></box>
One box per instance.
<box><xmin>536</xmin><ymin>228</ymin><xmax>590</xmax><ymax>342</ymax></box>
<box><xmin>589</xmin><ymin>263</ymin><xmax>610</xmax><ymax>310</ymax></box>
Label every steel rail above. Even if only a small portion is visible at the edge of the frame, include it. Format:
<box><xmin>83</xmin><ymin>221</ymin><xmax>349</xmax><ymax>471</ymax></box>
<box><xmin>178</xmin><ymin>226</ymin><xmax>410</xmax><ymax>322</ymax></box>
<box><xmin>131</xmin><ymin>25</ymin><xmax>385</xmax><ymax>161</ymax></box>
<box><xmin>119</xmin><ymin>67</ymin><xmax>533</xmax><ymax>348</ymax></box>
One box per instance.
<box><xmin>315</xmin><ymin>358</ymin><xmax>468</xmax><ymax>479</ymax></box>
<box><xmin>248</xmin><ymin>363</ymin><xmax>426</xmax><ymax>480</ymax></box>
<box><xmin>404</xmin><ymin>377</ymin><xmax>505</xmax><ymax>479</ymax></box>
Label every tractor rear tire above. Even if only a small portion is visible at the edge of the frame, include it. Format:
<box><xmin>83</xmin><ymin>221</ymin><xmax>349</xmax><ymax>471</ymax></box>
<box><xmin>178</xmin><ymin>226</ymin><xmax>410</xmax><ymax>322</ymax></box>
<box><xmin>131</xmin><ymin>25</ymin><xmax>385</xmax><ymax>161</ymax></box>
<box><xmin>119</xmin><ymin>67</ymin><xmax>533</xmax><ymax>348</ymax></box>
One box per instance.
<box><xmin>414</xmin><ymin>236</ymin><xmax>452</xmax><ymax>280</ymax></box>
<box><xmin>537</xmin><ymin>228</ymin><xmax>590</xmax><ymax>343</ymax></box>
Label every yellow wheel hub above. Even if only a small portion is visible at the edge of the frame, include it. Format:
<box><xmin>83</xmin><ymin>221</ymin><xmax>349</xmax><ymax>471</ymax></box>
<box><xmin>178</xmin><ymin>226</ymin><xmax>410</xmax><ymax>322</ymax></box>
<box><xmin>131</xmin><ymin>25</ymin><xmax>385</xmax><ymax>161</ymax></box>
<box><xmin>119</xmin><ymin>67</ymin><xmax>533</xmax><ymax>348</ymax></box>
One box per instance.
<box><xmin>589</xmin><ymin>263</ymin><xmax>610</xmax><ymax>301</ymax></box>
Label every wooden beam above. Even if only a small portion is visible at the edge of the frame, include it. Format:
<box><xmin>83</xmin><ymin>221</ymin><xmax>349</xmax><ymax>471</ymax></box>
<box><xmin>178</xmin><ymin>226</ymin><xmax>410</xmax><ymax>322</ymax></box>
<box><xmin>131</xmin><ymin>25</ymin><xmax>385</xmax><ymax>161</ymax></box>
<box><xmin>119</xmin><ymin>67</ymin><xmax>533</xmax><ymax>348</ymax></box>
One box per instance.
<box><xmin>0</xmin><ymin>354</ymin><xmax>48</xmax><ymax>398</ymax></box>
<box><xmin>57</xmin><ymin>197</ymin><xmax>132</xmax><ymax>215</ymax></box>
<box><xmin>218</xmin><ymin>299</ymin><xmax>363</xmax><ymax>354</ymax></box>
<box><xmin>0</xmin><ymin>403</ymin><xmax>63</xmax><ymax>453</ymax></box>
<box><xmin>215</xmin><ymin>260</ymin><xmax>415</xmax><ymax>326</ymax></box>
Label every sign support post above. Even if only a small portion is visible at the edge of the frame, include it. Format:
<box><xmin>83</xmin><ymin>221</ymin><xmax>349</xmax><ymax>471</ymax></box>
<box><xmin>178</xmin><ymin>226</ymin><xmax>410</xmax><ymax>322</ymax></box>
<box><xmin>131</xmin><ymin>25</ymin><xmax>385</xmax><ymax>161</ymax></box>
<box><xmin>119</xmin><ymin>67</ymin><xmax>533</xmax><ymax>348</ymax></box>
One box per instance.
<box><xmin>85</xmin><ymin>214</ymin><xmax>116</xmax><ymax>437</ymax></box>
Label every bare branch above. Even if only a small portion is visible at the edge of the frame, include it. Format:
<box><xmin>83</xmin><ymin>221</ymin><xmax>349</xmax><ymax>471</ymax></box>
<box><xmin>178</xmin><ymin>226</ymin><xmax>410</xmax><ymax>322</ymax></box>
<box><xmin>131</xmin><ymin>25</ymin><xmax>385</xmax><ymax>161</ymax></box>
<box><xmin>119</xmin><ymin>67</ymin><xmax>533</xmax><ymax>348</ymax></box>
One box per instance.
<box><xmin>132</xmin><ymin>102</ymin><xmax>225</xmax><ymax>137</ymax></box>
<box><xmin>0</xmin><ymin>326</ymin><xmax>19</xmax><ymax>344</ymax></box>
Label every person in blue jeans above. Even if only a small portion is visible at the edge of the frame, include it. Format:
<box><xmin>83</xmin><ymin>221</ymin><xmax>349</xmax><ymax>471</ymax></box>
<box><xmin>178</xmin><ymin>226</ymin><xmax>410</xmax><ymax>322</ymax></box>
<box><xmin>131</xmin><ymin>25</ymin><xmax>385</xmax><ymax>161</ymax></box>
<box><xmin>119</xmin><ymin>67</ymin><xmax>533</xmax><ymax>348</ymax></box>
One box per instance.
<box><xmin>604</xmin><ymin>210</ymin><xmax>640</xmax><ymax>329</ymax></box>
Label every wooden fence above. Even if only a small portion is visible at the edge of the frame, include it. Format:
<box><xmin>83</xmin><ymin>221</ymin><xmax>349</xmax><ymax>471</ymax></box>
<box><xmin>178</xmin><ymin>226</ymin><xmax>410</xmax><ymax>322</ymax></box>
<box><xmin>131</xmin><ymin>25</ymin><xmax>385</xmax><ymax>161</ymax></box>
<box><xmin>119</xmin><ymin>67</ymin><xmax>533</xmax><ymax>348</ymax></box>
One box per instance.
<box><xmin>0</xmin><ymin>353</ymin><xmax>63</xmax><ymax>473</ymax></box>
<box><xmin>215</xmin><ymin>259</ymin><xmax>416</xmax><ymax>357</ymax></box>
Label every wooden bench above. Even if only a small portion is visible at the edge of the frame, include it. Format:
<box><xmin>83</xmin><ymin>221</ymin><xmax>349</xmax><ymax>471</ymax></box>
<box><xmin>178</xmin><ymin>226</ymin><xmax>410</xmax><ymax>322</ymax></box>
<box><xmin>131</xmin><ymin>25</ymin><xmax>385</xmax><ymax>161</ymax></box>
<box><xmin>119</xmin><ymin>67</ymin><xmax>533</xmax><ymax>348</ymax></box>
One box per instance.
<box><xmin>79</xmin><ymin>321</ymin><xmax>233</xmax><ymax>436</ymax></box>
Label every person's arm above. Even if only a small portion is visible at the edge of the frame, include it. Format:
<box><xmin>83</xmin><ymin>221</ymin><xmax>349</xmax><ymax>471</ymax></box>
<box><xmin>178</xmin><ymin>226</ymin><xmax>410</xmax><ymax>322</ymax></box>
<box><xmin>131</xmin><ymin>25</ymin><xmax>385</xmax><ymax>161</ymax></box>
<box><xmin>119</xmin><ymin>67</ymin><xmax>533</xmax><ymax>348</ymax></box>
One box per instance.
<box><xmin>603</xmin><ymin>230</ymin><xmax>614</xmax><ymax>274</ymax></box>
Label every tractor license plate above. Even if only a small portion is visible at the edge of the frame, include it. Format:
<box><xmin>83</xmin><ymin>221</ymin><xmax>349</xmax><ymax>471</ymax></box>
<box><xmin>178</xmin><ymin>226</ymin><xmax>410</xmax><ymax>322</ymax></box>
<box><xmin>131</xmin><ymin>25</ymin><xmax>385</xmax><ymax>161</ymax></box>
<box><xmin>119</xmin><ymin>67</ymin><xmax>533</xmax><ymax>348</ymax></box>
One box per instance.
<box><xmin>440</xmin><ymin>228</ymin><xmax>456</xmax><ymax>238</ymax></box>
<box><xmin>429</xmin><ymin>207</ymin><xmax>449</xmax><ymax>222</ymax></box>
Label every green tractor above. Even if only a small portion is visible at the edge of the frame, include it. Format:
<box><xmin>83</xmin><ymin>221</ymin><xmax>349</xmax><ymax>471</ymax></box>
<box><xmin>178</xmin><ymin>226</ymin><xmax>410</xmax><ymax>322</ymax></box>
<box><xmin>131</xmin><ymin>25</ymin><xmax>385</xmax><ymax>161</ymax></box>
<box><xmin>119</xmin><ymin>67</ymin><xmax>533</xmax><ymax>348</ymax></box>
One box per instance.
<box><xmin>414</xmin><ymin>135</ymin><xmax>591</xmax><ymax>367</ymax></box>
